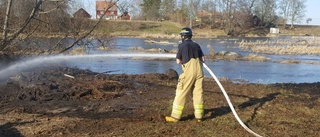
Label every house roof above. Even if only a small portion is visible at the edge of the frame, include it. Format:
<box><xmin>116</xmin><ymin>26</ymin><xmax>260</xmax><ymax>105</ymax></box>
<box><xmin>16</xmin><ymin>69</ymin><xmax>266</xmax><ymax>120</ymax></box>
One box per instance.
<box><xmin>96</xmin><ymin>0</ymin><xmax>117</xmax><ymax>11</ymax></box>
<box><xmin>73</xmin><ymin>8</ymin><xmax>91</xmax><ymax>18</ymax></box>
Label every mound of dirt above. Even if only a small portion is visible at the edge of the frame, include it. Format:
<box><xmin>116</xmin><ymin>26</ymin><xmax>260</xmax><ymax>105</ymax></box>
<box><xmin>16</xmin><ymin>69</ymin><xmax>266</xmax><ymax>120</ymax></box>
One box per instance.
<box><xmin>0</xmin><ymin>67</ymin><xmax>319</xmax><ymax>137</ymax></box>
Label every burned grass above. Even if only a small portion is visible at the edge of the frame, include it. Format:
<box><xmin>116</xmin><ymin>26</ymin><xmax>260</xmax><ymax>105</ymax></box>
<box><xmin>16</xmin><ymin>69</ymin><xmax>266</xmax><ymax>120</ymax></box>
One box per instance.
<box><xmin>0</xmin><ymin>67</ymin><xmax>319</xmax><ymax>137</ymax></box>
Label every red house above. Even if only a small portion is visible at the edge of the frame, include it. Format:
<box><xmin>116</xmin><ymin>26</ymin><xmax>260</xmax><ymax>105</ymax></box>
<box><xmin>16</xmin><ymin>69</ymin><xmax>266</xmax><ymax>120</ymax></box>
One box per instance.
<box><xmin>119</xmin><ymin>11</ymin><xmax>130</xmax><ymax>20</ymax></box>
<box><xmin>96</xmin><ymin>0</ymin><xmax>118</xmax><ymax>20</ymax></box>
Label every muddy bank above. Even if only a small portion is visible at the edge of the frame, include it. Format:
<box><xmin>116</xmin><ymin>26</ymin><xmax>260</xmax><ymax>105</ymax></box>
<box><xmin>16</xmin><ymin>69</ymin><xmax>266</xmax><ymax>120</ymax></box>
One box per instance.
<box><xmin>0</xmin><ymin>67</ymin><xmax>319</xmax><ymax>137</ymax></box>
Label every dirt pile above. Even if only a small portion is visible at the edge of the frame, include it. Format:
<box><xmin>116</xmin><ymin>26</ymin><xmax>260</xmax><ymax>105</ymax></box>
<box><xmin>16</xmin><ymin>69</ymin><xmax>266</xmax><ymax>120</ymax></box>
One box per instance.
<box><xmin>0</xmin><ymin>67</ymin><xmax>319</xmax><ymax>137</ymax></box>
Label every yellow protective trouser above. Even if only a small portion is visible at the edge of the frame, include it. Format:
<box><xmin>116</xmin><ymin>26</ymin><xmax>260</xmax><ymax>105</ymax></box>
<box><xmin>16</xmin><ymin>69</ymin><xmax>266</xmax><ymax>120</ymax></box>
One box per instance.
<box><xmin>170</xmin><ymin>58</ymin><xmax>204</xmax><ymax>120</ymax></box>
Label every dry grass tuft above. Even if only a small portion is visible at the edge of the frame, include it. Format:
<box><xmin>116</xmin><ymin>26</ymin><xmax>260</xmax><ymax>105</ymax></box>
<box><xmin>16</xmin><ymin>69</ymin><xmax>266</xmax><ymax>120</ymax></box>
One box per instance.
<box><xmin>239</xmin><ymin>36</ymin><xmax>320</xmax><ymax>55</ymax></box>
<box><xmin>277</xmin><ymin>60</ymin><xmax>301</xmax><ymax>64</ymax></box>
<box><xmin>68</xmin><ymin>47</ymin><xmax>86</xmax><ymax>55</ymax></box>
<box><xmin>243</xmin><ymin>54</ymin><xmax>271</xmax><ymax>62</ymax></box>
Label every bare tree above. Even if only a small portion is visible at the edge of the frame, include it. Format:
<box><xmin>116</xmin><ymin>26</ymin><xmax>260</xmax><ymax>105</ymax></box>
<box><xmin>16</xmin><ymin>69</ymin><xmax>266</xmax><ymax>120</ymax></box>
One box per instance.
<box><xmin>197</xmin><ymin>0</ymin><xmax>218</xmax><ymax>28</ymax></box>
<box><xmin>171</xmin><ymin>1</ymin><xmax>185</xmax><ymax>24</ymax></box>
<box><xmin>278</xmin><ymin>0</ymin><xmax>290</xmax><ymax>27</ymax></box>
<box><xmin>238</xmin><ymin>0</ymin><xmax>256</xmax><ymax>14</ymax></box>
<box><xmin>159</xmin><ymin>0</ymin><xmax>176</xmax><ymax>20</ymax></box>
<box><xmin>59</xmin><ymin>0</ymin><xmax>120</xmax><ymax>53</ymax></box>
<box><xmin>306</xmin><ymin>18</ymin><xmax>312</xmax><ymax>25</ymax></box>
<box><xmin>0</xmin><ymin>0</ymin><xmax>120</xmax><ymax>56</ymax></box>
<box><xmin>2</xmin><ymin>0</ymin><xmax>12</xmax><ymax>40</ymax></box>
<box><xmin>278</xmin><ymin>0</ymin><xmax>306</xmax><ymax>28</ymax></box>
<box><xmin>142</xmin><ymin>0</ymin><xmax>161</xmax><ymax>20</ymax></box>
<box><xmin>234</xmin><ymin>0</ymin><xmax>257</xmax><ymax>30</ymax></box>
<box><xmin>124</xmin><ymin>0</ymin><xmax>143</xmax><ymax>20</ymax></box>
<box><xmin>213</xmin><ymin>0</ymin><xmax>238</xmax><ymax>34</ymax></box>
<box><xmin>201</xmin><ymin>0</ymin><xmax>215</xmax><ymax>11</ymax></box>
<box><xmin>252</xmin><ymin>0</ymin><xmax>277</xmax><ymax>26</ymax></box>
<box><xmin>178</xmin><ymin>0</ymin><xmax>202</xmax><ymax>28</ymax></box>
<box><xmin>1</xmin><ymin>0</ymin><xmax>43</xmax><ymax>51</ymax></box>
<box><xmin>288</xmin><ymin>0</ymin><xmax>306</xmax><ymax>28</ymax></box>
<box><xmin>0</xmin><ymin>0</ymin><xmax>69</xmax><ymax>52</ymax></box>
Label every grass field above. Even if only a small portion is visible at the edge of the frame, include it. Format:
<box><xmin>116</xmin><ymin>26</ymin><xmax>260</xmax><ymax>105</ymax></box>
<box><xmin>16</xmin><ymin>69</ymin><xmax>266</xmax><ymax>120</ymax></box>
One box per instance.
<box><xmin>94</xmin><ymin>20</ymin><xmax>182</xmax><ymax>38</ymax></box>
<box><xmin>93</xmin><ymin>20</ymin><xmax>320</xmax><ymax>38</ymax></box>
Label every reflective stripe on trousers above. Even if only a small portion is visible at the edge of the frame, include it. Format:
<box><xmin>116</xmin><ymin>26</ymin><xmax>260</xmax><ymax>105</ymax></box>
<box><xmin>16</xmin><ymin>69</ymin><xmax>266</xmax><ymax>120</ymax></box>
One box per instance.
<box><xmin>194</xmin><ymin>104</ymin><xmax>204</xmax><ymax>118</ymax></box>
<box><xmin>172</xmin><ymin>104</ymin><xmax>184</xmax><ymax>116</ymax></box>
<box><xmin>171</xmin><ymin>58</ymin><xmax>204</xmax><ymax>120</ymax></box>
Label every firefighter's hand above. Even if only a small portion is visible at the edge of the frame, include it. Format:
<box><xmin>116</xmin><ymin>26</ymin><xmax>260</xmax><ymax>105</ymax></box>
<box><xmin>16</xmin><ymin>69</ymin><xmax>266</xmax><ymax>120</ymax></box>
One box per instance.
<box><xmin>202</xmin><ymin>57</ymin><xmax>205</xmax><ymax>63</ymax></box>
<box><xmin>176</xmin><ymin>59</ymin><xmax>182</xmax><ymax>64</ymax></box>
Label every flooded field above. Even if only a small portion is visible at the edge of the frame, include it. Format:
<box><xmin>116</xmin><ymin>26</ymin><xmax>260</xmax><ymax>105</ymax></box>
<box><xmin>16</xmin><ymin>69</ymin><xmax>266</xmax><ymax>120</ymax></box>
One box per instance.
<box><xmin>1</xmin><ymin>36</ymin><xmax>320</xmax><ymax>137</ymax></box>
<box><xmin>2</xmin><ymin>36</ymin><xmax>320</xmax><ymax>84</ymax></box>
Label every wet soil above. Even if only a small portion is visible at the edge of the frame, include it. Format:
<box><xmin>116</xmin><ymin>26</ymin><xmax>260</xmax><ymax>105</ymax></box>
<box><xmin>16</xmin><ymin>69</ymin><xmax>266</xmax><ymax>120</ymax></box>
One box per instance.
<box><xmin>0</xmin><ymin>67</ymin><xmax>319</xmax><ymax>137</ymax></box>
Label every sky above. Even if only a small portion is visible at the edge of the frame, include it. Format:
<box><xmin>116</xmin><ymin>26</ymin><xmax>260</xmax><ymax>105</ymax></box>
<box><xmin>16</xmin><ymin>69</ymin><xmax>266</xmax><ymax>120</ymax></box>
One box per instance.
<box><xmin>80</xmin><ymin>0</ymin><xmax>320</xmax><ymax>25</ymax></box>
<box><xmin>302</xmin><ymin>0</ymin><xmax>320</xmax><ymax>25</ymax></box>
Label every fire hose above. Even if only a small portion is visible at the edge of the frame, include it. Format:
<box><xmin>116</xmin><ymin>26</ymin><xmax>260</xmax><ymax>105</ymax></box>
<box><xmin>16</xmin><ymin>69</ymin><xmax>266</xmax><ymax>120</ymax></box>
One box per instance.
<box><xmin>203</xmin><ymin>63</ymin><xmax>263</xmax><ymax>137</ymax></box>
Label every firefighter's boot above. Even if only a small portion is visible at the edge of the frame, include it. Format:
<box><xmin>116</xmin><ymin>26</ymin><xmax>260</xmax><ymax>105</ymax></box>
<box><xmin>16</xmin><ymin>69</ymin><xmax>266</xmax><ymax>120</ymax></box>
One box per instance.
<box><xmin>165</xmin><ymin>116</ymin><xmax>178</xmax><ymax>123</ymax></box>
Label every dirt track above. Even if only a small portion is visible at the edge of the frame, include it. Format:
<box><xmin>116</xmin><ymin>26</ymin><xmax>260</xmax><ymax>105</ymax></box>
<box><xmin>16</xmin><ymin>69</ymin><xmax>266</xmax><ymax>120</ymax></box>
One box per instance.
<box><xmin>0</xmin><ymin>67</ymin><xmax>319</xmax><ymax>137</ymax></box>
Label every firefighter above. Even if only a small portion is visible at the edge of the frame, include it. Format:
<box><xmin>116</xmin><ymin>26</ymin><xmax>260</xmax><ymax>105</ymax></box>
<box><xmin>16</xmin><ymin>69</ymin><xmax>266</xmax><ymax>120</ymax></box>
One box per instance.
<box><xmin>165</xmin><ymin>27</ymin><xmax>205</xmax><ymax>122</ymax></box>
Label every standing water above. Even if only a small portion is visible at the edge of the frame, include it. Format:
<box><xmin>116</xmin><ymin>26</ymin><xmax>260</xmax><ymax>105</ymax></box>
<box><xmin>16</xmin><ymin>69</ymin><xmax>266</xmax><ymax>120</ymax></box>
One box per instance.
<box><xmin>1</xmin><ymin>37</ymin><xmax>320</xmax><ymax>84</ymax></box>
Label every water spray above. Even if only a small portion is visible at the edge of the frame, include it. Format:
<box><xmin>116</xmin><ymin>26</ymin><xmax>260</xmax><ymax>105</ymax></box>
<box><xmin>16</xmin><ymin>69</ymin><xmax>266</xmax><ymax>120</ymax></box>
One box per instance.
<box><xmin>0</xmin><ymin>53</ymin><xmax>263</xmax><ymax>136</ymax></box>
<box><xmin>0</xmin><ymin>53</ymin><xmax>176</xmax><ymax>80</ymax></box>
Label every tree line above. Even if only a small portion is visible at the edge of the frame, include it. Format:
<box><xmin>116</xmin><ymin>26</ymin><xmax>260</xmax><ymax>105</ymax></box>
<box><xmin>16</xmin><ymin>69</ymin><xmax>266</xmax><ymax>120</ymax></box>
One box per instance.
<box><xmin>0</xmin><ymin>0</ymin><xmax>118</xmax><ymax>55</ymax></box>
<box><xmin>140</xmin><ymin>0</ymin><xmax>307</xmax><ymax>33</ymax></box>
<box><xmin>0</xmin><ymin>0</ymin><xmax>308</xmax><ymax>55</ymax></box>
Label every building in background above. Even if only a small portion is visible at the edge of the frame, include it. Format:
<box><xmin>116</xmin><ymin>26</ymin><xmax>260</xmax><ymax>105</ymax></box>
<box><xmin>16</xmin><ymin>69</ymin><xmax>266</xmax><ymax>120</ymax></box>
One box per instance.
<box><xmin>119</xmin><ymin>11</ymin><xmax>130</xmax><ymax>20</ymax></box>
<box><xmin>96</xmin><ymin>0</ymin><xmax>118</xmax><ymax>20</ymax></box>
<box><xmin>73</xmin><ymin>8</ymin><xmax>91</xmax><ymax>18</ymax></box>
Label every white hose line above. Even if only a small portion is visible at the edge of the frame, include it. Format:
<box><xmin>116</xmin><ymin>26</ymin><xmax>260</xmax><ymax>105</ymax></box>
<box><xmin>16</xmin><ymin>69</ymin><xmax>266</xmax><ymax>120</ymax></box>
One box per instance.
<box><xmin>203</xmin><ymin>63</ymin><xmax>263</xmax><ymax>137</ymax></box>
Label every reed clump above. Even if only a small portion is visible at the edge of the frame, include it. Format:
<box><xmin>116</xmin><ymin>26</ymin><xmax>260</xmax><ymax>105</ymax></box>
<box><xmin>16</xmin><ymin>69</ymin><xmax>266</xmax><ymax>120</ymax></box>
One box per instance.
<box><xmin>239</xmin><ymin>36</ymin><xmax>320</xmax><ymax>55</ymax></box>
<box><xmin>128</xmin><ymin>46</ymin><xmax>177</xmax><ymax>53</ymax></box>
<box><xmin>243</xmin><ymin>54</ymin><xmax>271</xmax><ymax>62</ymax></box>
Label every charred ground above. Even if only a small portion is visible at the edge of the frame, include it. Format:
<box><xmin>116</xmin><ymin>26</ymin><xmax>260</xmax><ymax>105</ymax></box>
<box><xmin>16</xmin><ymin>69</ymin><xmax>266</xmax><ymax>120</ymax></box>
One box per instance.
<box><xmin>0</xmin><ymin>67</ymin><xmax>319</xmax><ymax>137</ymax></box>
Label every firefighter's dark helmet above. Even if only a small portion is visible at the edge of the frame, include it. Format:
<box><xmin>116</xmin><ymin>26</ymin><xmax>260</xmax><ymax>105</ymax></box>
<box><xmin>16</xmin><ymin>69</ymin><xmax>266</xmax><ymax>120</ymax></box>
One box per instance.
<box><xmin>180</xmin><ymin>27</ymin><xmax>193</xmax><ymax>36</ymax></box>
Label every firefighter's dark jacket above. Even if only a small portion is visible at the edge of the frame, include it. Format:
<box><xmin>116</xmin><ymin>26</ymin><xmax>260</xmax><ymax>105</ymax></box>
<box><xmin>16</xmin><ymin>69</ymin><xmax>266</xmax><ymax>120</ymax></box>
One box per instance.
<box><xmin>176</xmin><ymin>39</ymin><xmax>204</xmax><ymax>64</ymax></box>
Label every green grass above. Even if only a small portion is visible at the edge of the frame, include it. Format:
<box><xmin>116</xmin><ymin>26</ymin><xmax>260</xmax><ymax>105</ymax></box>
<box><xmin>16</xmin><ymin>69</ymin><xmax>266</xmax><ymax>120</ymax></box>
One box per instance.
<box><xmin>91</xmin><ymin>20</ymin><xmax>320</xmax><ymax>38</ymax></box>
<box><xmin>93</xmin><ymin>20</ymin><xmax>181</xmax><ymax>36</ymax></box>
